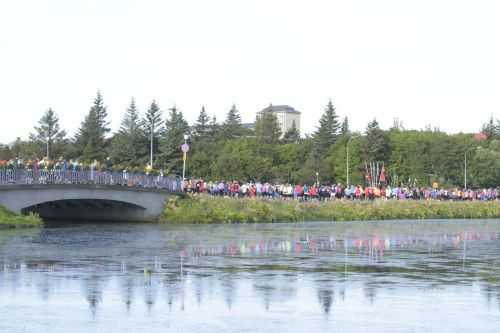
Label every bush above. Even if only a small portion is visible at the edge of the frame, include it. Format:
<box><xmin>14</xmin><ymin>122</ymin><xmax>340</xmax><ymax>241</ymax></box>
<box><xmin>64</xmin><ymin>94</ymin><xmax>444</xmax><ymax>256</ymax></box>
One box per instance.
<box><xmin>0</xmin><ymin>205</ymin><xmax>42</xmax><ymax>228</ymax></box>
<box><xmin>161</xmin><ymin>195</ymin><xmax>500</xmax><ymax>224</ymax></box>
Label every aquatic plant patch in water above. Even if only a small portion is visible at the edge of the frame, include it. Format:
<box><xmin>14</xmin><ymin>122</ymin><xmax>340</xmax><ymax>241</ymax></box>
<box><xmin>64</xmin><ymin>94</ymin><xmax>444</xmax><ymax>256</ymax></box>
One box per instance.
<box><xmin>161</xmin><ymin>195</ymin><xmax>500</xmax><ymax>223</ymax></box>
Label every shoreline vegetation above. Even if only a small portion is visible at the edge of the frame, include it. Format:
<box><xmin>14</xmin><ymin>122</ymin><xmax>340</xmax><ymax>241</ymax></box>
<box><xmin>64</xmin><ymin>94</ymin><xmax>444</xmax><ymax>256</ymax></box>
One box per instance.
<box><xmin>162</xmin><ymin>195</ymin><xmax>500</xmax><ymax>224</ymax></box>
<box><xmin>0</xmin><ymin>206</ymin><xmax>43</xmax><ymax>228</ymax></box>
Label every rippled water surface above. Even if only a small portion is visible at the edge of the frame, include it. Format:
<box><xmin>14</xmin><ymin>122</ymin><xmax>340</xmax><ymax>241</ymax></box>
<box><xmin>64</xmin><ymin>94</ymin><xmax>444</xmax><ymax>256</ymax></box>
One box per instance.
<box><xmin>1</xmin><ymin>220</ymin><xmax>500</xmax><ymax>332</ymax></box>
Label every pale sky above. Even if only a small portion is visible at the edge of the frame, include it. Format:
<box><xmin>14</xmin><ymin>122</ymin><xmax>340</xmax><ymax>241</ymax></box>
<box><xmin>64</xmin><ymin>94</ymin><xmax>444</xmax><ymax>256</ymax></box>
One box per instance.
<box><xmin>1</xmin><ymin>0</ymin><xmax>499</xmax><ymax>143</ymax></box>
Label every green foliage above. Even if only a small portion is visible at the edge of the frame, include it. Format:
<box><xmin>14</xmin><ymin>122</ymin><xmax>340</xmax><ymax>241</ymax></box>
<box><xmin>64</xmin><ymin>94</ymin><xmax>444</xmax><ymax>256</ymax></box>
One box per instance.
<box><xmin>75</xmin><ymin>91</ymin><xmax>110</xmax><ymax>162</ymax></box>
<box><xmin>5</xmin><ymin>95</ymin><xmax>500</xmax><ymax>190</ymax></box>
<box><xmin>143</xmin><ymin>100</ymin><xmax>163</xmax><ymax>167</ymax></box>
<box><xmin>0</xmin><ymin>205</ymin><xmax>42</xmax><ymax>228</ymax></box>
<box><xmin>162</xmin><ymin>195</ymin><xmax>500</xmax><ymax>224</ymax></box>
<box><xmin>255</xmin><ymin>111</ymin><xmax>282</xmax><ymax>144</ymax></box>
<box><xmin>363</xmin><ymin>119</ymin><xmax>388</xmax><ymax>163</ymax></box>
<box><xmin>158</xmin><ymin>106</ymin><xmax>190</xmax><ymax>174</ymax></box>
<box><xmin>0</xmin><ymin>144</ymin><xmax>12</xmax><ymax>160</ymax></box>
<box><xmin>313</xmin><ymin>100</ymin><xmax>340</xmax><ymax>156</ymax></box>
<box><xmin>213</xmin><ymin>138</ymin><xmax>275</xmax><ymax>181</ymax></box>
<box><xmin>189</xmin><ymin>109</ymin><xmax>221</xmax><ymax>179</ymax></box>
<box><xmin>481</xmin><ymin>116</ymin><xmax>500</xmax><ymax>140</ymax></box>
<box><xmin>282</xmin><ymin>120</ymin><xmax>300</xmax><ymax>144</ymax></box>
<box><xmin>194</xmin><ymin>106</ymin><xmax>210</xmax><ymax>137</ymax></box>
<box><xmin>29</xmin><ymin>108</ymin><xmax>67</xmax><ymax>160</ymax></box>
<box><xmin>221</xmin><ymin>104</ymin><xmax>243</xmax><ymax>139</ymax></box>
<box><xmin>9</xmin><ymin>138</ymin><xmax>40</xmax><ymax>160</ymax></box>
<box><xmin>340</xmin><ymin>116</ymin><xmax>349</xmax><ymax>136</ymax></box>
<box><xmin>110</xmin><ymin>98</ymin><xmax>148</xmax><ymax>167</ymax></box>
<box><xmin>469</xmin><ymin>142</ymin><xmax>500</xmax><ymax>187</ymax></box>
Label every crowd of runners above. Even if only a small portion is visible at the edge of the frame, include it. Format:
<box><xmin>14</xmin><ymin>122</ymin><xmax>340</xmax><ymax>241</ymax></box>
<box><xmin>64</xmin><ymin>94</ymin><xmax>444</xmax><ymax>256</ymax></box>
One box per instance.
<box><xmin>183</xmin><ymin>179</ymin><xmax>500</xmax><ymax>201</ymax></box>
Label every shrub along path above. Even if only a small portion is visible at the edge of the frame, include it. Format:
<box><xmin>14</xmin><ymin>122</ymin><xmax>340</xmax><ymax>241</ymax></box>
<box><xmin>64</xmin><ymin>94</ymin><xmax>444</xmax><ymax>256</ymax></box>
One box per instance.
<box><xmin>162</xmin><ymin>195</ymin><xmax>500</xmax><ymax>224</ymax></box>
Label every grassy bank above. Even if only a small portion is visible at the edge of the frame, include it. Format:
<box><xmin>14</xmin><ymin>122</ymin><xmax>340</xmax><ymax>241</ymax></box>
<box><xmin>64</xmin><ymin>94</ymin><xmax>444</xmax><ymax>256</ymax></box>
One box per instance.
<box><xmin>0</xmin><ymin>205</ymin><xmax>42</xmax><ymax>228</ymax></box>
<box><xmin>161</xmin><ymin>195</ymin><xmax>500</xmax><ymax>224</ymax></box>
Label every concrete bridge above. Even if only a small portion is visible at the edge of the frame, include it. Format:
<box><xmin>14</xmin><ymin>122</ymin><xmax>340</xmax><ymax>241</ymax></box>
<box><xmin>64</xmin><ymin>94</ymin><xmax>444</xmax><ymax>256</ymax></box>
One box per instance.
<box><xmin>0</xmin><ymin>170</ymin><xmax>183</xmax><ymax>222</ymax></box>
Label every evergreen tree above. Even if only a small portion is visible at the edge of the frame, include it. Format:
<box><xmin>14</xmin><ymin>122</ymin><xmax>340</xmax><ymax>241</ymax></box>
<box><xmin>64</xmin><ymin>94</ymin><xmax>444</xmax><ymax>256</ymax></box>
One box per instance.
<box><xmin>75</xmin><ymin>92</ymin><xmax>110</xmax><ymax>162</ymax></box>
<box><xmin>144</xmin><ymin>100</ymin><xmax>163</xmax><ymax>167</ymax></box>
<box><xmin>340</xmin><ymin>117</ymin><xmax>349</xmax><ymax>136</ymax></box>
<box><xmin>222</xmin><ymin>104</ymin><xmax>242</xmax><ymax>139</ymax></box>
<box><xmin>363</xmin><ymin>118</ymin><xmax>388</xmax><ymax>162</ymax></box>
<box><xmin>313</xmin><ymin>100</ymin><xmax>340</xmax><ymax>155</ymax></box>
<box><xmin>190</xmin><ymin>111</ymin><xmax>219</xmax><ymax>179</ymax></box>
<box><xmin>29</xmin><ymin>108</ymin><xmax>66</xmax><ymax>159</ymax></box>
<box><xmin>481</xmin><ymin>116</ymin><xmax>500</xmax><ymax>140</ymax></box>
<box><xmin>255</xmin><ymin>111</ymin><xmax>282</xmax><ymax>144</ymax></box>
<box><xmin>110</xmin><ymin>98</ymin><xmax>147</xmax><ymax>167</ymax></box>
<box><xmin>194</xmin><ymin>106</ymin><xmax>210</xmax><ymax>138</ymax></box>
<box><xmin>0</xmin><ymin>144</ymin><xmax>12</xmax><ymax>160</ymax></box>
<box><xmin>158</xmin><ymin>106</ymin><xmax>190</xmax><ymax>174</ymax></box>
<box><xmin>282</xmin><ymin>120</ymin><xmax>300</xmax><ymax>144</ymax></box>
<box><xmin>12</xmin><ymin>137</ymin><xmax>22</xmax><ymax>158</ymax></box>
<box><xmin>207</xmin><ymin>115</ymin><xmax>221</xmax><ymax>141</ymax></box>
<box><xmin>92</xmin><ymin>90</ymin><xmax>110</xmax><ymax>135</ymax></box>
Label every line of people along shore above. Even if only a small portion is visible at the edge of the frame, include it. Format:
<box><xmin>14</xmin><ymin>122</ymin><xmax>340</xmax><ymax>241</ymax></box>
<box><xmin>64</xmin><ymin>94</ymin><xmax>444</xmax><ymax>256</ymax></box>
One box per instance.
<box><xmin>3</xmin><ymin>157</ymin><xmax>500</xmax><ymax>201</ymax></box>
<box><xmin>183</xmin><ymin>179</ymin><xmax>500</xmax><ymax>201</ymax></box>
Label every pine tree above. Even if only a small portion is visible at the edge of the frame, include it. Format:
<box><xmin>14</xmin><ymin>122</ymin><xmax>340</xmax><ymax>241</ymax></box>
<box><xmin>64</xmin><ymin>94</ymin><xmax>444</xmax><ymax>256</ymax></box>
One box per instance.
<box><xmin>255</xmin><ymin>111</ymin><xmax>282</xmax><ymax>144</ymax></box>
<box><xmin>282</xmin><ymin>120</ymin><xmax>300</xmax><ymax>144</ymax></box>
<box><xmin>78</xmin><ymin>109</ymin><xmax>104</xmax><ymax>162</ymax></box>
<box><xmin>110</xmin><ymin>98</ymin><xmax>147</xmax><ymax>167</ymax></box>
<box><xmin>207</xmin><ymin>115</ymin><xmax>220</xmax><ymax>141</ymax></box>
<box><xmin>92</xmin><ymin>90</ymin><xmax>110</xmax><ymax>136</ymax></box>
<box><xmin>29</xmin><ymin>108</ymin><xmax>66</xmax><ymax>159</ymax></box>
<box><xmin>158</xmin><ymin>106</ymin><xmax>190</xmax><ymax>174</ymax></box>
<box><xmin>481</xmin><ymin>116</ymin><xmax>500</xmax><ymax>140</ymax></box>
<box><xmin>340</xmin><ymin>116</ymin><xmax>349</xmax><ymax>136</ymax></box>
<box><xmin>0</xmin><ymin>144</ymin><xmax>12</xmax><ymax>160</ymax></box>
<box><xmin>144</xmin><ymin>100</ymin><xmax>163</xmax><ymax>167</ymax></box>
<box><xmin>194</xmin><ymin>106</ymin><xmax>210</xmax><ymax>138</ymax></box>
<box><xmin>313</xmin><ymin>100</ymin><xmax>340</xmax><ymax>155</ymax></box>
<box><xmin>363</xmin><ymin>118</ymin><xmax>388</xmax><ymax>162</ymax></box>
<box><xmin>75</xmin><ymin>92</ymin><xmax>110</xmax><ymax>162</ymax></box>
<box><xmin>222</xmin><ymin>104</ymin><xmax>242</xmax><ymax>139</ymax></box>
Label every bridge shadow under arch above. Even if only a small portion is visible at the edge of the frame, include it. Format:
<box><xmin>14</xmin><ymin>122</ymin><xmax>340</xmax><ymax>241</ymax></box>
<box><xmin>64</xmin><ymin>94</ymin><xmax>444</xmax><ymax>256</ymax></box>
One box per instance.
<box><xmin>22</xmin><ymin>199</ymin><xmax>148</xmax><ymax>223</ymax></box>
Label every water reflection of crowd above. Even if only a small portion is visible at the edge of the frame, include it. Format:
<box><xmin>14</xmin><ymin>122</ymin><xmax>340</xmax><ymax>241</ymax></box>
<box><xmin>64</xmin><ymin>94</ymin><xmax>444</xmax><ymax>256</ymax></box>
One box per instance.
<box><xmin>1</xmin><ymin>231</ymin><xmax>499</xmax><ymax>316</ymax></box>
<box><xmin>181</xmin><ymin>231</ymin><xmax>499</xmax><ymax>260</ymax></box>
<box><xmin>183</xmin><ymin>178</ymin><xmax>500</xmax><ymax>201</ymax></box>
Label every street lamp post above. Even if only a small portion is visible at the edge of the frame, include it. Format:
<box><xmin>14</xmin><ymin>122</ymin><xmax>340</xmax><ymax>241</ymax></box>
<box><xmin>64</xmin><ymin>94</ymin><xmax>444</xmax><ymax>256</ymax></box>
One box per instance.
<box><xmin>181</xmin><ymin>134</ymin><xmax>189</xmax><ymax>181</ymax></box>
<box><xmin>346</xmin><ymin>134</ymin><xmax>360</xmax><ymax>188</ymax></box>
<box><xmin>150</xmin><ymin>125</ymin><xmax>154</xmax><ymax>168</ymax></box>
<box><xmin>464</xmin><ymin>151</ymin><xmax>467</xmax><ymax>190</ymax></box>
<box><xmin>346</xmin><ymin>143</ymin><xmax>350</xmax><ymax>187</ymax></box>
<box><xmin>464</xmin><ymin>146</ymin><xmax>476</xmax><ymax>190</ymax></box>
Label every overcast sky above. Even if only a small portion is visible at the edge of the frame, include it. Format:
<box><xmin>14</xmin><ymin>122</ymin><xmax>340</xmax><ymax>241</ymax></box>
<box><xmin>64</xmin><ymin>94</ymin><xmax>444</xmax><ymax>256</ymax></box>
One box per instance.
<box><xmin>1</xmin><ymin>0</ymin><xmax>499</xmax><ymax>143</ymax></box>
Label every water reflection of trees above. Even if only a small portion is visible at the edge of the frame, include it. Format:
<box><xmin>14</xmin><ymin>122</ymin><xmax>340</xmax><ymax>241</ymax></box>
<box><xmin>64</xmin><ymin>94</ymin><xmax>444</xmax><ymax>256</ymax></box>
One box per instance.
<box><xmin>121</xmin><ymin>275</ymin><xmax>135</xmax><ymax>312</ymax></box>
<box><xmin>221</xmin><ymin>273</ymin><xmax>237</xmax><ymax>310</ymax></box>
<box><xmin>1</xmin><ymin>227</ymin><xmax>500</xmax><ymax>317</ymax></box>
<box><xmin>83</xmin><ymin>274</ymin><xmax>104</xmax><ymax>318</ymax></box>
<box><xmin>315</xmin><ymin>279</ymin><xmax>335</xmax><ymax>315</ymax></box>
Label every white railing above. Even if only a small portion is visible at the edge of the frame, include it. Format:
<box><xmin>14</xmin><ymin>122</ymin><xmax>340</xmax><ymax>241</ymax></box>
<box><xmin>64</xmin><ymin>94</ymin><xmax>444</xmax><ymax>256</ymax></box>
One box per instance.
<box><xmin>0</xmin><ymin>169</ymin><xmax>181</xmax><ymax>192</ymax></box>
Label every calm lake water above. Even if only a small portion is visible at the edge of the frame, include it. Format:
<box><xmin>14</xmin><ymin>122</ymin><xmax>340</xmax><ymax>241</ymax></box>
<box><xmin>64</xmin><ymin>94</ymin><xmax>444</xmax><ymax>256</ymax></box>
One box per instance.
<box><xmin>1</xmin><ymin>220</ymin><xmax>500</xmax><ymax>332</ymax></box>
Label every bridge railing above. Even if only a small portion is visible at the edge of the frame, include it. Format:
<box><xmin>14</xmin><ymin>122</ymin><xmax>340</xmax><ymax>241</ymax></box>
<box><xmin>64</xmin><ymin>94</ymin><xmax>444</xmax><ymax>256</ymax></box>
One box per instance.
<box><xmin>0</xmin><ymin>169</ymin><xmax>181</xmax><ymax>192</ymax></box>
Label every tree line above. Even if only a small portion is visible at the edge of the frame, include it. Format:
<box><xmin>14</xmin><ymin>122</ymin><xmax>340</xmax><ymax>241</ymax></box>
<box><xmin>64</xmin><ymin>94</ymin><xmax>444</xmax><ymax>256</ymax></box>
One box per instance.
<box><xmin>1</xmin><ymin>91</ymin><xmax>500</xmax><ymax>188</ymax></box>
